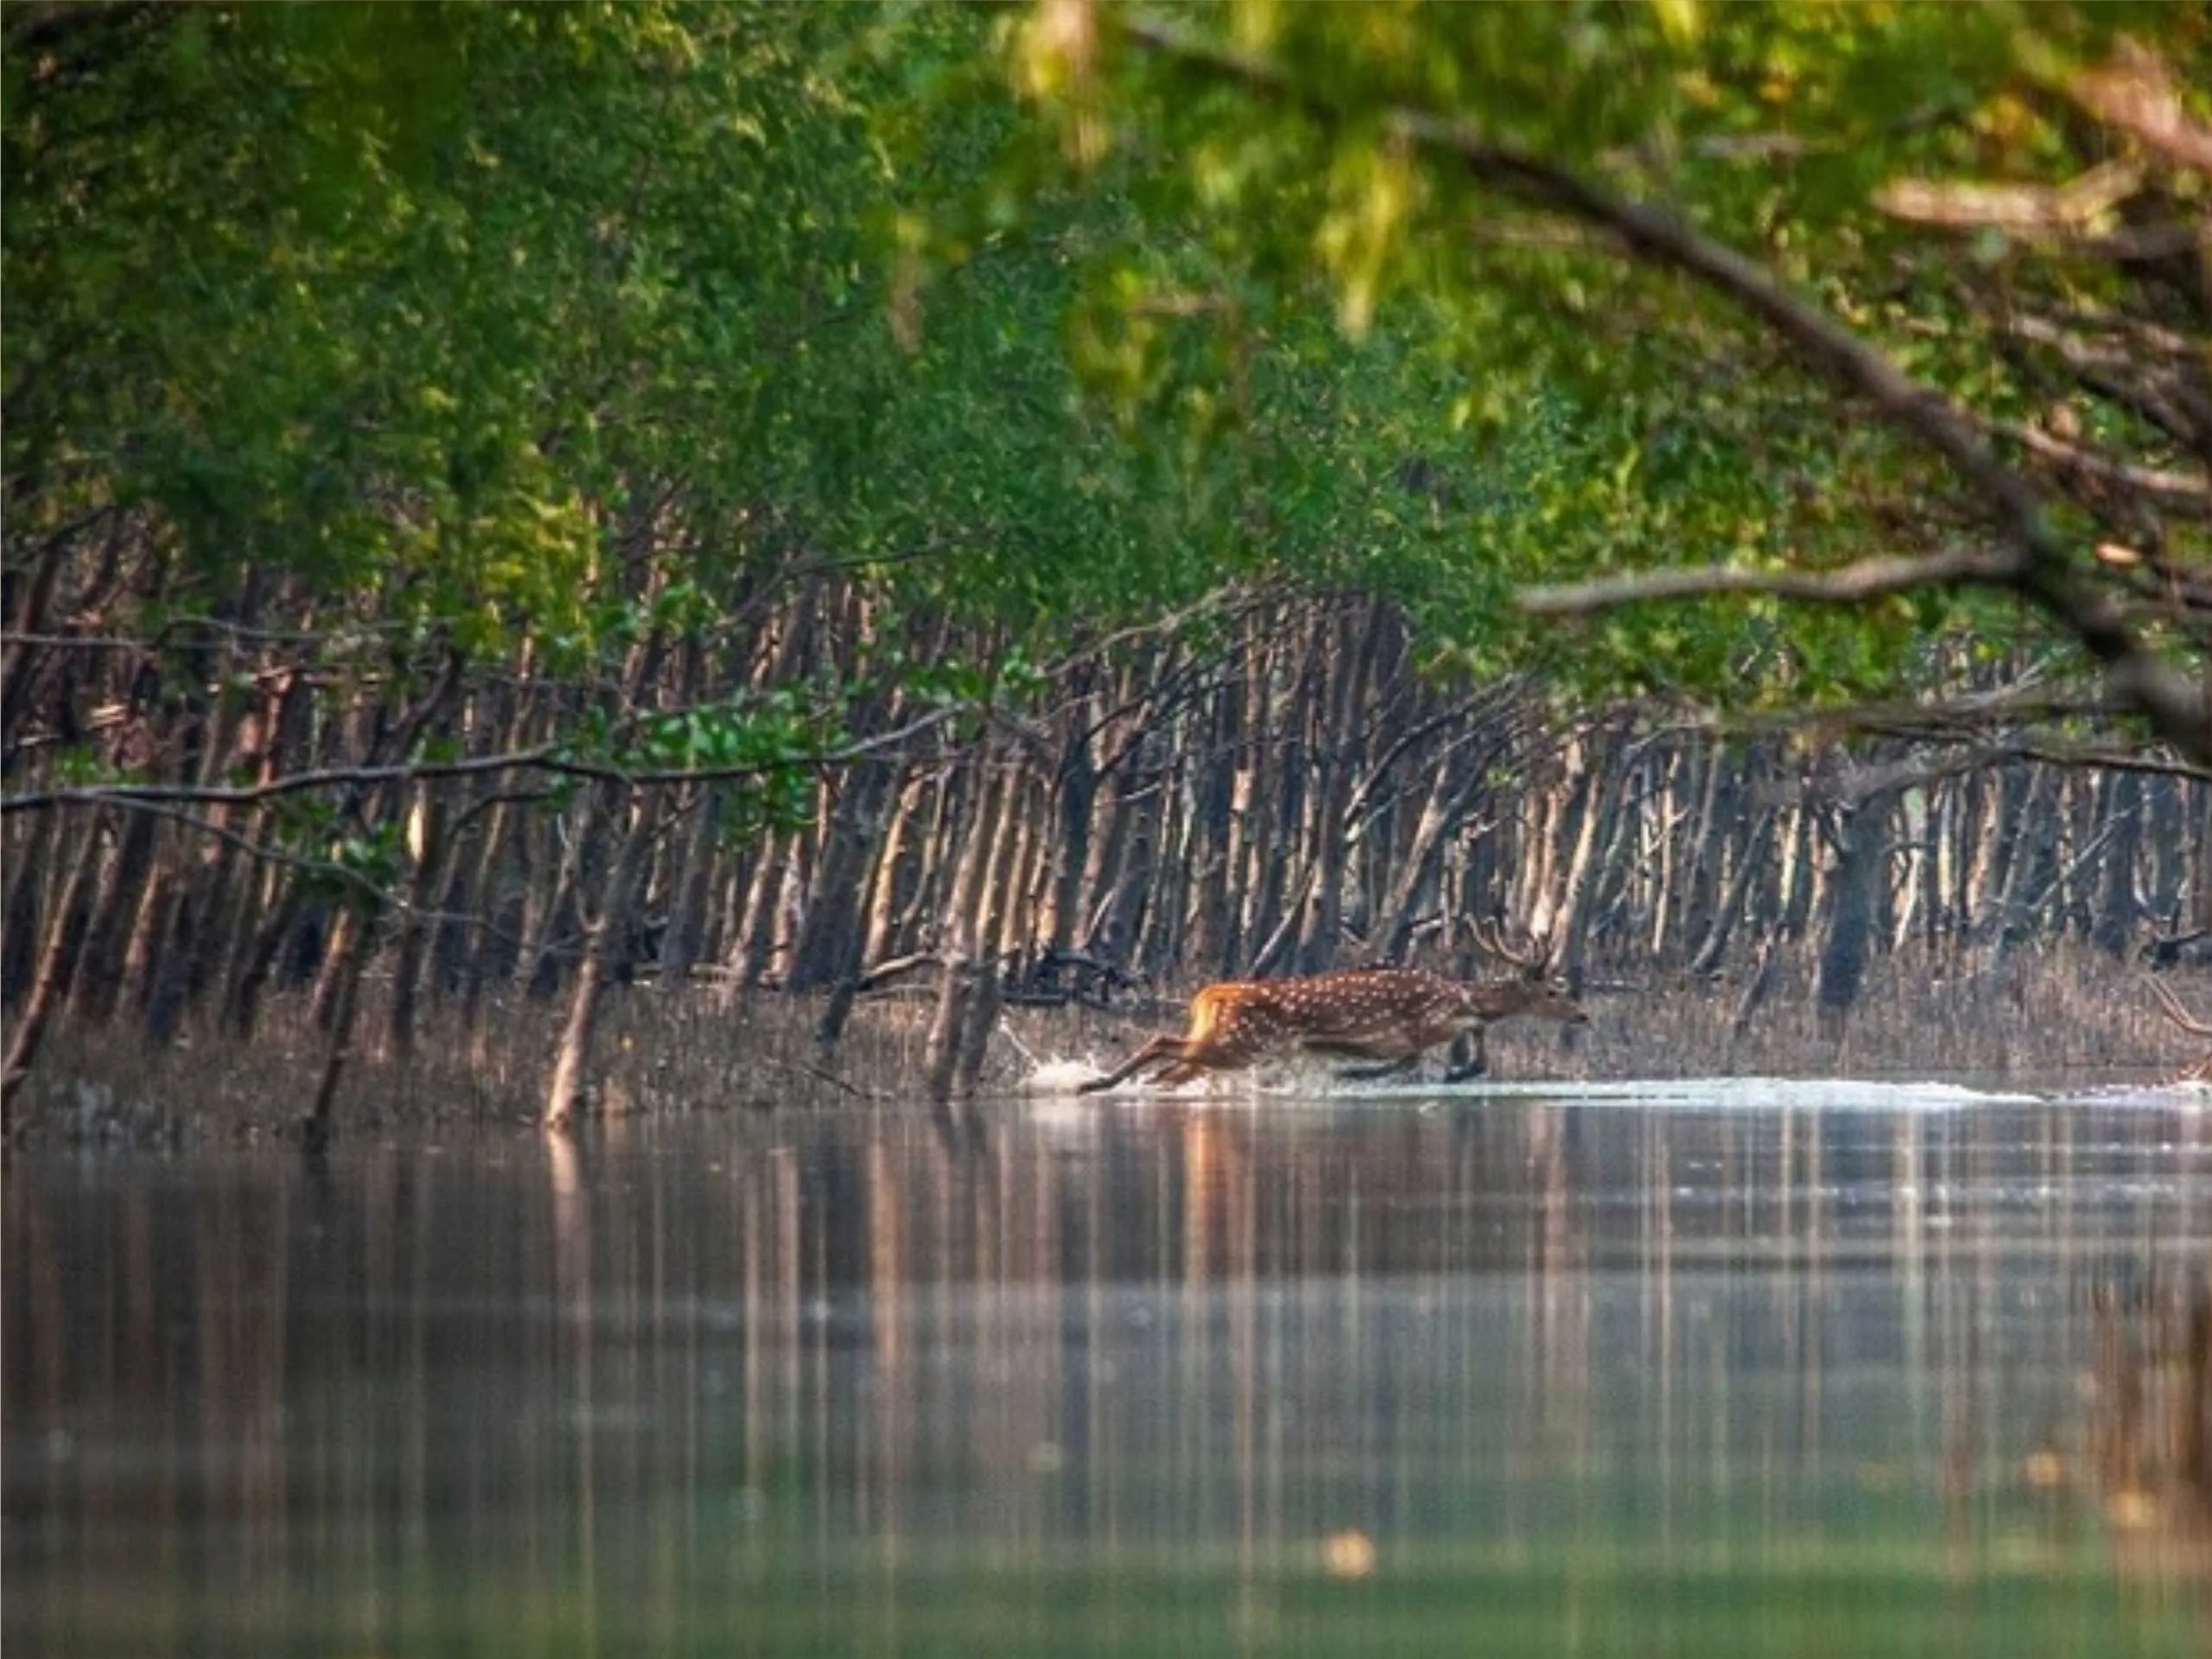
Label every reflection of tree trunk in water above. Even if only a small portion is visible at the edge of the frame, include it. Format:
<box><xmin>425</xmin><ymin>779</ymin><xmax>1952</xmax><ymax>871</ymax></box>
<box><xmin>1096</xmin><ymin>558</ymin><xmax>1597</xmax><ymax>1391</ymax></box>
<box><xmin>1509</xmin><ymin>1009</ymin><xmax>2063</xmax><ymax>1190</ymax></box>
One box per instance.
<box><xmin>2088</xmin><ymin>1279</ymin><xmax>2212</xmax><ymax>1595</ymax></box>
<box><xmin>1221</xmin><ymin>1120</ymin><xmax>1259</xmax><ymax>1597</ymax></box>
<box><xmin>866</xmin><ymin>1136</ymin><xmax>908</xmax><ymax>1574</ymax></box>
<box><xmin>545</xmin><ymin>1128</ymin><xmax>598</xmax><ymax>1603</ymax></box>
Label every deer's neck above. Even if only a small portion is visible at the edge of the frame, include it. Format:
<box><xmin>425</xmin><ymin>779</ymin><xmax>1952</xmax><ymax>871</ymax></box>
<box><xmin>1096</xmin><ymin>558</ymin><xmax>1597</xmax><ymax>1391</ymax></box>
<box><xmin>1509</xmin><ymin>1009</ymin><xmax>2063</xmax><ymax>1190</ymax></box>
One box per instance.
<box><xmin>1462</xmin><ymin>979</ymin><xmax>1541</xmax><ymax>1019</ymax></box>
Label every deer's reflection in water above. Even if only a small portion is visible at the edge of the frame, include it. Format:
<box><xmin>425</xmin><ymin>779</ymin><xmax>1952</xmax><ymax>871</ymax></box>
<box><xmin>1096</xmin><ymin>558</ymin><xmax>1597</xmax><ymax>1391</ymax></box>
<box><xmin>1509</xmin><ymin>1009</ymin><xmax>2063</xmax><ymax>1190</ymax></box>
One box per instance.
<box><xmin>2086</xmin><ymin>1271</ymin><xmax>2212</xmax><ymax>1602</ymax></box>
<box><xmin>3</xmin><ymin>1098</ymin><xmax>2208</xmax><ymax>1656</ymax></box>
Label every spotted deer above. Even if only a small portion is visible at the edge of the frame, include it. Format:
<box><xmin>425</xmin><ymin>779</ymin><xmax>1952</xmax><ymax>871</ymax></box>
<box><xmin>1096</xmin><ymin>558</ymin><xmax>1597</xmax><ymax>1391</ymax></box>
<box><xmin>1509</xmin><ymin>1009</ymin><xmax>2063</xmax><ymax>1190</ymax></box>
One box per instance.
<box><xmin>1077</xmin><ymin>922</ymin><xmax>1587</xmax><ymax>1094</ymax></box>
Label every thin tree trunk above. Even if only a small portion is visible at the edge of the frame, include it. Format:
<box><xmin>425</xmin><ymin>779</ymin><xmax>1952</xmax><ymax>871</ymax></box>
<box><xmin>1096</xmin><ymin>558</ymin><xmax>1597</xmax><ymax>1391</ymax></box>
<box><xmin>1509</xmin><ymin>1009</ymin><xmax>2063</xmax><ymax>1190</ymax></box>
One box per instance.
<box><xmin>68</xmin><ymin>807</ymin><xmax>155</xmax><ymax>1026</ymax></box>
<box><xmin>1815</xmin><ymin>802</ymin><xmax>1885</xmax><ymax>1043</ymax></box>
<box><xmin>787</xmin><ymin>756</ymin><xmax>897</xmax><ymax>991</ymax></box>
<box><xmin>925</xmin><ymin>769</ymin><xmax>1003</xmax><ymax>1104</ymax></box>
<box><xmin>386</xmin><ymin>786</ymin><xmax>449</xmax><ymax>1063</ymax></box>
<box><xmin>1689</xmin><ymin>809</ymin><xmax>1775</xmax><ymax>979</ymax></box>
<box><xmin>2092</xmin><ymin>770</ymin><xmax>2142</xmax><ymax>957</ymax></box>
<box><xmin>2</xmin><ymin>810</ymin><xmax>104</xmax><ymax>1116</ymax></box>
<box><xmin>545</xmin><ymin>791</ymin><xmax>656</xmax><ymax>1129</ymax></box>
<box><xmin>303</xmin><ymin>903</ymin><xmax>377</xmax><ymax>1149</ymax></box>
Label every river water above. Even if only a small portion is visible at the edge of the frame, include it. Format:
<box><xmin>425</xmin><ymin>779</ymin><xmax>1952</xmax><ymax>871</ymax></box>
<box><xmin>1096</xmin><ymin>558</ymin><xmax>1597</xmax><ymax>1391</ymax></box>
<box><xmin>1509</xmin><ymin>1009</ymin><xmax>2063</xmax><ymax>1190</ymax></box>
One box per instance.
<box><xmin>5</xmin><ymin>1080</ymin><xmax>2209</xmax><ymax>1656</ymax></box>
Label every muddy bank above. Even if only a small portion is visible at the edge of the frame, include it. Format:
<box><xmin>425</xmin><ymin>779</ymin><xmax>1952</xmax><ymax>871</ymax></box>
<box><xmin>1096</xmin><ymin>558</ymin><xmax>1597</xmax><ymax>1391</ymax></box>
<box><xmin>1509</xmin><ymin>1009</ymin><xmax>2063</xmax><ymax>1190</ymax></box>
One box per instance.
<box><xmin>10</xmin><ymin>944</ymin><xmax>2209</xmax><ymax>1148</ymax></box>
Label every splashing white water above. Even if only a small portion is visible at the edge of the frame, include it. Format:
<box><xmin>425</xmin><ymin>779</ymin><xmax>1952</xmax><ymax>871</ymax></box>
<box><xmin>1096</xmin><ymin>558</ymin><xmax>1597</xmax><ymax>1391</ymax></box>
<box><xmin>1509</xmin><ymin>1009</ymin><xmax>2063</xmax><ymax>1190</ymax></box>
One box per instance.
<box><xmin>1320</xmin><ymin>1076</ymin><xmax>2042</xmax><ymax>1110</ymax></box>
<box><xmin>1022</xmin><ymin>1059</ymin><xmax>1112</xmax><ymax>1094</ymax></box>
<box><xmin>1023</xmin><ymin>1071</ymin><xmax>2054</xmax><ymax>1109</ymax></box>
<box><xmin>1022</xmin><ymin>1058</ymin><xmax>1227</xmax><ymax>1096</ymax></box>
<box><xmin>1009</xmin><ymin>1064</ymin><xmax>2184</xmax><ymax>1110</ymax></box>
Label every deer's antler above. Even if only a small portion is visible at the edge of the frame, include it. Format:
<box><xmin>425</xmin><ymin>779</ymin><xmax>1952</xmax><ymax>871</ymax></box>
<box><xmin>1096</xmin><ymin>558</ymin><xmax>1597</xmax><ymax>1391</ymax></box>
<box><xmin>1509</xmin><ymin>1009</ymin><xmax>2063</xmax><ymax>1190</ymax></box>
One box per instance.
<box><xmin>2145</xmin><ymin>974</ymin><xmax>2212</xmax><ymax>1039</ymax></box>
<box><xmin>1469</xmin><ymin>916</ymin><xmax>1550</xmax><ymax>974</ymax></box>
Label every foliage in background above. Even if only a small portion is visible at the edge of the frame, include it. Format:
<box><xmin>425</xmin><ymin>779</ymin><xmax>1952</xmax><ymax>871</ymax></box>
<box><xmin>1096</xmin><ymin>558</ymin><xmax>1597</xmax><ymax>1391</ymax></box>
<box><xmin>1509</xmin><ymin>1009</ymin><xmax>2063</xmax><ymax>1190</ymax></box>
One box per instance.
<box><xmin>986</xmin><ymin>0</ymin><xmax>2210</xmax><ymax>756</ymax></box>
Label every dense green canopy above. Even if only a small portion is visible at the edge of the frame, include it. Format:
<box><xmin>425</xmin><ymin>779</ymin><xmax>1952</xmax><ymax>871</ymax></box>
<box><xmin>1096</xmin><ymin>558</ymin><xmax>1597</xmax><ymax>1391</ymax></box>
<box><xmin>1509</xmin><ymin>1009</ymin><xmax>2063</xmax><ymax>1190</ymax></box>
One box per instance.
<box><xmin>6</xmin><ymin>1</ymin><xmax>2208</xmax><ymax>771</ymax></box>
<box><xmin>985</xmin><ymin>0</ymin><xmax>2210</xmax><ymax>759</ymax></box>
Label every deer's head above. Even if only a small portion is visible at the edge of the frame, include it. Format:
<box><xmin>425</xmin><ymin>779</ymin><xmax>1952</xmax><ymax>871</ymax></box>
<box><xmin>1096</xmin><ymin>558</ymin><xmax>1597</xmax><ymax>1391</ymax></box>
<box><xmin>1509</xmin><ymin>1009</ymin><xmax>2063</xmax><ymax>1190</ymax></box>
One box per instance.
<box><xmin>1468</xmin><ymin>918</ymin><xmax>1588</xmax><ymax>1025</ymax></box>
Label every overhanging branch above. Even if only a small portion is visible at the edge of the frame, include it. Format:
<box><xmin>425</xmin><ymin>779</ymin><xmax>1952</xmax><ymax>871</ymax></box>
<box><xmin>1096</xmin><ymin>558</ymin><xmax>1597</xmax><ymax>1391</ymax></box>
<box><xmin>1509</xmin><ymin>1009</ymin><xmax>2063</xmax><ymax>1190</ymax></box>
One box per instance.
<box><xmin>1114</xmin><ymin>12</ymin><xmax>2212</xmax><ymax>765</ymax></box>
<box><xmin>0</xmin><ymin>707</ymin><xmax>963</xmax><ymax>816</ymax></box>
<box><xmin>1521</xmin><ymin>546</ymin><xmax>2012</xmax><ymax>615</ymax></box>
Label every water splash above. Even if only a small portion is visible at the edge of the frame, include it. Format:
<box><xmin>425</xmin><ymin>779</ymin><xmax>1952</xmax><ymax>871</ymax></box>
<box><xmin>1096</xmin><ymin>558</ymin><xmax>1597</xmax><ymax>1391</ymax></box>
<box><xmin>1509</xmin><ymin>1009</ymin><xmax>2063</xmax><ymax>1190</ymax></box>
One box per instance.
<box><xmin>1013</xmin><ymin>1065</ymin><xmax>2169</xmax><ymax>1111</ymax></box>
<box><xmin>1022</xmin><ymin>1059</ymin><xmax>1114</xmax><ymax>1094</ymax></box>
<box><xmin>2055</xmin><ymin>1077</ymin><xmax>2212</xmax><ymax>1109</ymax></box>
<box><xmin>1274</xmin><ymin>1075</ymin><xmax>2047</xmax><ymax>1110</ymax></box>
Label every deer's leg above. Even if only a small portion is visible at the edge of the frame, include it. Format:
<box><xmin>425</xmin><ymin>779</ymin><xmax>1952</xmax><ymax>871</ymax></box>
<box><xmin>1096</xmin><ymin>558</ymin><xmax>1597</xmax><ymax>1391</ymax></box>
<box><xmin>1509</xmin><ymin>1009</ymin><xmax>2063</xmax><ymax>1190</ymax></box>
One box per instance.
<box><xmin>1147</xmin><ymin>1030</ymin><xmax>1280</xmax><ymax>1088</ymax></box>
<box><xmin>1078</xmin><ymin>1034</ymin><xmax>1190</xmax><ymax>1094</ymax></box>
<box><xmin>1441</xmin><ymin>1028</ymin><xmax>1488</xmax><ymax>1083</ymax></box>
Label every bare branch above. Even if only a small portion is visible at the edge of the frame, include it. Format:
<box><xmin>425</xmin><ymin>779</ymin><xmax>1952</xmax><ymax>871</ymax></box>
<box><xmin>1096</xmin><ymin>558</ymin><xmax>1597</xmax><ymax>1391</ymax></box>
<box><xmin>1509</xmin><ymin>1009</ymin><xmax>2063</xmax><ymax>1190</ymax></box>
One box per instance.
<box><xmin>1520</xmin><ymin>546</ymin><xmax>2011</xmax><ymax>616</ymax></box>
<box><xmin>2003</xmin><ymin>314</ymin><xmax>2209</xmax><ymax>450</ymax></box>
<box><xmin>0</xmin><ymin>707</ymin><xmax>963</xmax><ymax>816</ymax></box>
<box><xmin>1875</xmin><ymin>159</ymin><xmax>2146</xmax><ymax>235</ymax></box>
<box><xmin>108</xmin><ymin>799</ymin><xmax>394</xmax><ymax>906</ymax></box>
<box><xmin>1694</xmin><ymin>680</ymin><xmax>2212</xmax><ymax>782</ymax></box>
<box><xmin>2067</xmin><ymin>38</ymin><xmax>2212</xmax><ymax>174</ymax></box>
<box><xmin>1998</xmin><ymin>421</ymin><xmax>2210</xmax><ymax>514</ymax></box>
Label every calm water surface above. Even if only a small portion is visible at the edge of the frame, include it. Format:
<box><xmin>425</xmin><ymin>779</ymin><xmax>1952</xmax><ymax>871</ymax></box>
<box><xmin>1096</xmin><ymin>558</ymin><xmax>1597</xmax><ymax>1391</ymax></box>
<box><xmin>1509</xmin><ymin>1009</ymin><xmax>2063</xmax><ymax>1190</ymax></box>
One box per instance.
<box><xmin>5</xmin><ymin>1084</ymin><xmax>2209</xmax><ymax>1657</ymax></box>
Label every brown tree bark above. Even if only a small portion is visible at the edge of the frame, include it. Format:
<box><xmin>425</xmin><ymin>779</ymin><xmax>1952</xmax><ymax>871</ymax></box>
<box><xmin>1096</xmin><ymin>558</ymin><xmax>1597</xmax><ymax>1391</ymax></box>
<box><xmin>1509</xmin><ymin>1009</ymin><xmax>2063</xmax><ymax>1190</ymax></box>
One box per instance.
<box><xmin>2</xmin><ymin>809</ymin><xmax>104</xmax><ymax>1119</ymax></box>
